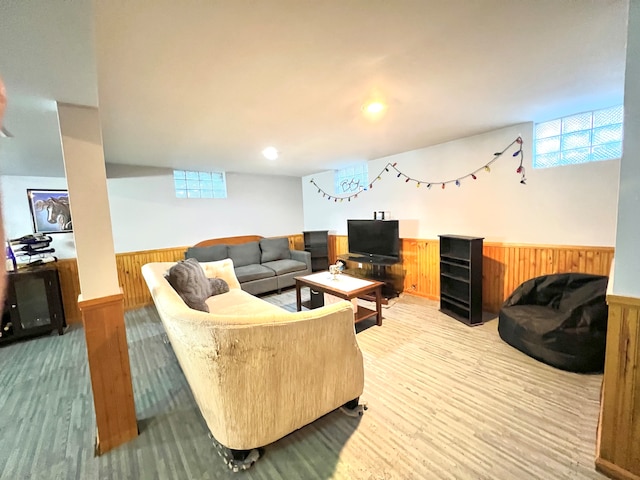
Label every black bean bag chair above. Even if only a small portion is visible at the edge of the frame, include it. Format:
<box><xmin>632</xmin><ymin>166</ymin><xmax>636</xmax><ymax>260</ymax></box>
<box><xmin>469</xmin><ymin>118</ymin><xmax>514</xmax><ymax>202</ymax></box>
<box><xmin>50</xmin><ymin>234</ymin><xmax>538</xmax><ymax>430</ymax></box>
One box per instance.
<box><xmin>498</xmin><ymin>273</ymin><xmax>609</xmax><ymax>373</ymax></box>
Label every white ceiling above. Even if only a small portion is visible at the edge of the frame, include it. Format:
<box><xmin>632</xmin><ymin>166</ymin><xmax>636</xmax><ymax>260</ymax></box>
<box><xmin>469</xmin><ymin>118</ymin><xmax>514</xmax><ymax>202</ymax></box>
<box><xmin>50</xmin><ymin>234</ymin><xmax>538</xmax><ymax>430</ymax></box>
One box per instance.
<box><xmin>0</xmin><ymin>0</ymin><xmax>630</xmax><ymax>178</ymax></box>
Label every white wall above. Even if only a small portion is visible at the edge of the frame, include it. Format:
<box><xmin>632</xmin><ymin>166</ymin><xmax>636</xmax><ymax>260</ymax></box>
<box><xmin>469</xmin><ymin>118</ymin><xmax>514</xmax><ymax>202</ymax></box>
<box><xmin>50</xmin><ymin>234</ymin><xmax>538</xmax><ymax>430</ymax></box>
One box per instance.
<box><xmin>1</xmin><ymin>169</ymin><xmax>304</xmax><ymax>256</ymax></box>
<box><xmin>302</xmin><ymin>123</ymin><xmax>620</xmax><ymax>246</ymax></box>
<box><xmin>2</xmin><ymin>120</ymin><xmax>622</xmax><ymax>261</ymax></box>
<box><xmin>106</xmin><ymin>166</ymin><xmax>304</xmax><ymax>252</ymax></box>
<box><xmin>0</xmin><ymin>175</ymin><xmax>76</xmax><ymax>259</ymax></box>
<box><xmin>613</xmin><ymin>0</ymin><xmax>640</xmax><ymax>296</ymax></box>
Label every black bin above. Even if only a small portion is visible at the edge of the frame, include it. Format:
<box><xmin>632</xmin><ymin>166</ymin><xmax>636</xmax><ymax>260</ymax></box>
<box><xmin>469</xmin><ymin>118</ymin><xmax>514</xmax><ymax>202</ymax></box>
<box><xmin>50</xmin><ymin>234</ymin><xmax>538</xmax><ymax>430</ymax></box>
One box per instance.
<box><xmin>310</xmin><ymin>289</ymin><xmax>324</xmax><ymax>309</ymax></box>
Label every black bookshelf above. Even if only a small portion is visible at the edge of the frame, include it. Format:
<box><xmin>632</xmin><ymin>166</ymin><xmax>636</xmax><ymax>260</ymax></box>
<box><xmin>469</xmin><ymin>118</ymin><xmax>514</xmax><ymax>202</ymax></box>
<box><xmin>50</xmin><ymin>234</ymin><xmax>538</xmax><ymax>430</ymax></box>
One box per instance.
<box><xmin>439</xmin><ymin>235</ymin><xmax>484</xmax><ymax>326</ymax></box>
<box><xmin>303</xmin><ymin>230</ymin><xmax>329</xmax><ymax>272</ymax></box>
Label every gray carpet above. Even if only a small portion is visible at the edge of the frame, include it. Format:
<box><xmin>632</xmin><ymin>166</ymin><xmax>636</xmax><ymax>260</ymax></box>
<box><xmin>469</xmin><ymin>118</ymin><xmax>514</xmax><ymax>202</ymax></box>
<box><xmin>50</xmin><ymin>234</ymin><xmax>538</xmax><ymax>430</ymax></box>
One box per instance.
<box><xmin>0</xmin><ymin>290</ymin><xmax>606</xmax><ymax>479</ymax></box>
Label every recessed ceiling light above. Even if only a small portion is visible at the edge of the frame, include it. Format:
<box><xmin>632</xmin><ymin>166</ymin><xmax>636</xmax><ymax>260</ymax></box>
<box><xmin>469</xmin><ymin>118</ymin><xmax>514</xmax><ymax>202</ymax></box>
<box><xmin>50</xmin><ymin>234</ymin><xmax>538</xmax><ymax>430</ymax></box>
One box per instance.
<box><xmin>0</xmin><ymin>126</ymin><xmax>13</xmax><ymax>138</ymax></box>
<box><xmin>363</xmin><ymin>101</ymin><xmax>387</xmax><ymax>115</ymax></box>
<box><xmin>262</xmin><ymin>146</ymin><xmax>278</xmax><ymax>160</ymax></box>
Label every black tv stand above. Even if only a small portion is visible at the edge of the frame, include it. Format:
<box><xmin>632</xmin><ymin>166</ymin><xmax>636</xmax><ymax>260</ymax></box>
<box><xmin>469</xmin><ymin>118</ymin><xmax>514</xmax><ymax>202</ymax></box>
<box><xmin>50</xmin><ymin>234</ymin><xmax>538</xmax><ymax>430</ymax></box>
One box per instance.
<box><xmin>341</xmin><ymin>254</ymin><xmax>399</xmax><ymax>266</ymax></box>
<box><xmin>338</xmin><ymin>254</ymin><xmax>402</xmax><ymax>301</ymax></box>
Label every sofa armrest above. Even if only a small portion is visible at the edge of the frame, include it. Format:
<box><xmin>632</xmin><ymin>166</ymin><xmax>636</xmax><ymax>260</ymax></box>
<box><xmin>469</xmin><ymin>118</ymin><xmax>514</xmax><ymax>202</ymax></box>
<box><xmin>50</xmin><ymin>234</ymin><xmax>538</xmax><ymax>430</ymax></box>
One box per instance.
<box><xmin>290</xmin><ymin>249</ymin><xmax>311</xmax><ymax>270</ymax></box>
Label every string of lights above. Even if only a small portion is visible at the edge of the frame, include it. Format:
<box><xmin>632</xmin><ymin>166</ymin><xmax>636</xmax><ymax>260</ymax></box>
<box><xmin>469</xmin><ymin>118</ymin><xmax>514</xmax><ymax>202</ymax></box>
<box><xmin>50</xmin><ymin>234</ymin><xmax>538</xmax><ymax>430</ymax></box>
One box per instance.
<box><xmin>309</xmin><ymin>136</ymin><xmax>525</xmax><ymax>202</ymax></box>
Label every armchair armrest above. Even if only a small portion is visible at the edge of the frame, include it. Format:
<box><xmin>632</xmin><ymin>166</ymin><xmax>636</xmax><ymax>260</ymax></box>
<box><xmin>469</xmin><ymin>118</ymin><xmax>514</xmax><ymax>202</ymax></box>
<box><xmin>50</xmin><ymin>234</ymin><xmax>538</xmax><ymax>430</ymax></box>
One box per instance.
<box><xmin>290</xmin><ymin>249</ymin><xmax>312</xmax><ymax>270</ymax></box>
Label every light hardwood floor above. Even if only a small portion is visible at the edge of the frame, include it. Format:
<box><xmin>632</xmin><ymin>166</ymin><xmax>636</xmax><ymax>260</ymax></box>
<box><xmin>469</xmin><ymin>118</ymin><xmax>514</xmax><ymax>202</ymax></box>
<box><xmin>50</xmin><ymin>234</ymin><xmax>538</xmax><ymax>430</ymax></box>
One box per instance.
<box><xmin>0</xmin><ymin>290</ymin><xmax>606</xmax><ymax>479</ymax></box>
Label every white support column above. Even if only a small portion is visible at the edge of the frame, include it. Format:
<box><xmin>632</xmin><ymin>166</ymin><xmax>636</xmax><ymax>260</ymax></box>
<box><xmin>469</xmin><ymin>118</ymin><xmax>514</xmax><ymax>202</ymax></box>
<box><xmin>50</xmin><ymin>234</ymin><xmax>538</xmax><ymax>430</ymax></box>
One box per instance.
<box><xmin>56</xmin><ymin>102</ymin><xmax>137</xmax><ymax>454</ymax></box>
<box><xmin>613</xmin><ymin>0</ymin><xmax>640</xmax><ymax>297</ymax></box>
<box><xmin>57</xmin><ymin>103</ymin><xmax>119</xmax><ymax>300</ymax></box>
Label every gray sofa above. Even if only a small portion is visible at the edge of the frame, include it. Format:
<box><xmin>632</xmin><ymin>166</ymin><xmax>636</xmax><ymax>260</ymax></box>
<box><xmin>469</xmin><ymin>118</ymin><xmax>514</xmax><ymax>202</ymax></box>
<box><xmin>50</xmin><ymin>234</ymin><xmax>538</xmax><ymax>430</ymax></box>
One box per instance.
<box><xmin>185</xmin><ymin>237</ymin><xmax>312</xmax><ymax>295</ymax></box>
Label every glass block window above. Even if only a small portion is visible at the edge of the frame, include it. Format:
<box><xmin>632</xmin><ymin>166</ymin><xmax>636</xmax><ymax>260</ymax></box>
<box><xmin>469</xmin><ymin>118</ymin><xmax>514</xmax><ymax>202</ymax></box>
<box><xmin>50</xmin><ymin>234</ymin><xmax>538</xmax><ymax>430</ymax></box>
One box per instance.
<box><xmin>334</xmin><ymin>164</ymin><xmax>368</xmax><ymax>195</ymax></box>
<box><xmin>534</xmin><ymin>106</ymin><xmax>623</xmax><ymax>168</ymax></box>
<box><xmin>173</xmin><ymin>170</ymin><xmax>227</xmax><ymax>198</ymax></box>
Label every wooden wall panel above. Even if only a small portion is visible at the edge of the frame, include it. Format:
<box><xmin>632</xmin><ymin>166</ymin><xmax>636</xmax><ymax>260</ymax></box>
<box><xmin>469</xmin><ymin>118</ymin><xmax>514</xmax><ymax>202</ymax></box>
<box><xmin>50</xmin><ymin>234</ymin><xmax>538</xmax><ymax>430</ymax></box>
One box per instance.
<box><xmin>56</xmin><ymin>234</ymin><xmax>305</xmax><ymax>323</ymax></box>
<box><xmin>54</xmin><ymin>247</ymin><xmax>186</xmax><ymax>324</ymax></box>
<box><xmin>287</xmin><ymin>234</ymin><xmax>305</xmax><ymax>251</ymax></box>
<box><xmin>329</xmin><ymin>235</ymin><xmax>348</xmax><ymax>264</ymax></box>
<box><xmin>56</xmin><ymin>258</ymin><xmax>81</xmax><ymax>324</ymax></box>
<box><xmin>115</xmin><ymin>246</ymin><xmax>187</xmax><ymax>311</ymax></box>
<box><xmin>330</xmin><ymin>236</ymin><xmax>440</xmax><ymax>300</ymax></box>
<box><xmin>597</xmin><ymin>294</ymin><xmax>640</xmax><ymax>480</ymax></box>
<box><xmin>57</xmin><ymin>236</ymin><xmax>615</xmax><ymax>323</ymax></box>
<box><xmin>482</xmin><ymin>243</ymin><xmax>614</xmax><ymax>313</ymax></box>
<box><xmin>328</xmin><ymin>235</ymin><xmax>614</xmax><ymax>313</ymax></box>
<box><xmin>395</xmin><ymin>238</ymin><xmax>440</xmax><ymax>299</ymax></box>
<box><xmin>79</xmin><ymin>293</ymin><xmax>138</xmax><ymax>454</ymax></box>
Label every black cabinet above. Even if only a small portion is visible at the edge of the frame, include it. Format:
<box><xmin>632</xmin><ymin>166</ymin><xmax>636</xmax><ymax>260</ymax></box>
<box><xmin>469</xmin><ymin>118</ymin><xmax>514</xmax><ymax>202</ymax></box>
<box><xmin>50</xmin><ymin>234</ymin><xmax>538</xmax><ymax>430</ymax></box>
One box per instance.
<box><xmin>1</xmin><ymin>266</ymin><xmax>65</xmax><ymax>344</ymax></box>
<box><xmin>439</xmin><ymin>235</ymin><xmax>483</xmax><ymax>326</ymax></box>
<box><xmin>303</xmin><ymin>230</ymin><xmax>329</xmax><ymax>272</ymax></box>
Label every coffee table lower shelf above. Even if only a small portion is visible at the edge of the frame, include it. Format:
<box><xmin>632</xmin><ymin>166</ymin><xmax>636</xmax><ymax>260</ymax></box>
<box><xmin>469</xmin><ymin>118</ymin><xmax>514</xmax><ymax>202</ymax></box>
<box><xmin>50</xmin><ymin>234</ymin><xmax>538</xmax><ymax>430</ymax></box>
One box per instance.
<box><xmin>304</xmin><ymin>300</ymin><xmax>377</xmax><ymax>323</ymax></box>
<box><xmin>354</xmin><ymin>305</ymin><xmax>378</xmax><ymax>324</ymax></box>
<box><xmin>295</xmin><ymin>272</ymin><xmax>384</xmax><ymax>326</ymax></box>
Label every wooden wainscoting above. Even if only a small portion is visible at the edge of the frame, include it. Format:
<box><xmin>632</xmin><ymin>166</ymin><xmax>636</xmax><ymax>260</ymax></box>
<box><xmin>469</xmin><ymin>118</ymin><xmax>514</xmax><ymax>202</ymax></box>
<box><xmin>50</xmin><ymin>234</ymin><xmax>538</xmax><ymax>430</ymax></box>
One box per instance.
<box><xmin>57</xmin><ymin>235</ymin><xmax>614</xmax><ymax>324</ymax></box>
<box><xmin>482</xmin><ymin>242</ymin><xmax>614</xmax><ymax>313</ymax></box>
<box><xmin>115</xmin><ymin>246</ymin><xmax>187</xmax><ymax>311</ymax></box>
<box><xmin>56</xmin><ymin>258</ymin><xmax>82</xmax><ymax>324</ymax></box>
<box><xmin>330</xmin><ymin>236</ymin><xmax>440</xmax><ymax>299</ymax></box>
<box><xmin>79</xmin><ymin>292</ymin><xmax>138</xmax><ymax>454</ymax></box>
<box><xmin>596</xmin><ymin>293</ymin><xmax>640</xmax><ymax>480</ymax></box>
<box><xmin>287</xmin><ymin>233</ymin><xmax>305</xmax><ymax>251</ymax></box>
<box><xmin>56</xmin><ymin>234</ymin><xmax>306</xmax><ymax>324</ymax></box>
<box><xmin>329</xmin><ymin>235</ymin><xmax>614</xmax><ymax>314</ymax></box>
<box><xmin>56</xmin><ymin>247</ymin><xmax>186</xmax><ymax>324</ymax></box>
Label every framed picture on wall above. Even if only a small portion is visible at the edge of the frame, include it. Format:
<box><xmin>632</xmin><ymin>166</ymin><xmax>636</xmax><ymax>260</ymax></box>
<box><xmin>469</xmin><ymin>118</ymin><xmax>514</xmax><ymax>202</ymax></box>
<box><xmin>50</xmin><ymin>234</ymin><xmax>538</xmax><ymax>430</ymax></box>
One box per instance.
<box><xmin>27</xmin><ymin>189</ymin><xmax>73</xmax><ymax>234</ymax></box>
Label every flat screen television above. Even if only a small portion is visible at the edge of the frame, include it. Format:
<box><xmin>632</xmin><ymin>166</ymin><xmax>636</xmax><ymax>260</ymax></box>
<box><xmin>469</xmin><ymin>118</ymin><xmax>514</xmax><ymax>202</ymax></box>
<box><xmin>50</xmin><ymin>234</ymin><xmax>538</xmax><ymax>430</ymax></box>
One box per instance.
<box><xmin>347</xmin><ymin>219</ymin><xmax>400</xmax><ymax>260</ymax></box>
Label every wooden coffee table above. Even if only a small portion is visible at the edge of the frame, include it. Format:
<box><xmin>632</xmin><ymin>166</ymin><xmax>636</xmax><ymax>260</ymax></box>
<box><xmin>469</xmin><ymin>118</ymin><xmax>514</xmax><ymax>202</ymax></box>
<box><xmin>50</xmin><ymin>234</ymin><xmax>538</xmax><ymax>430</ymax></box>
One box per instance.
<box><xmin>295</xmin><ymin>272</ymin><xmax>384</xmax><ymax>325</ymax></box>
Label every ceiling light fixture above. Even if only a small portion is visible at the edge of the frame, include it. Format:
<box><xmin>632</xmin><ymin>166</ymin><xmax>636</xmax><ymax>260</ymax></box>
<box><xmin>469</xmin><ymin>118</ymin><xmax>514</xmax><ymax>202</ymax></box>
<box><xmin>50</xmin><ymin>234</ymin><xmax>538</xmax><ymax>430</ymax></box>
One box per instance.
<box><xmin>363</xmin><ymin>101</ymin><xmax>386</xmax><ymax>115</ymax></box>
<box><xmin>262</xmin><ymin>146</ymin><xmax>278</xmax><ymax>160</ymax></box>
<box><xmin>0</xmin><ymin>126</ymin><xmax>13</xmax><ymax>138</ymax></box>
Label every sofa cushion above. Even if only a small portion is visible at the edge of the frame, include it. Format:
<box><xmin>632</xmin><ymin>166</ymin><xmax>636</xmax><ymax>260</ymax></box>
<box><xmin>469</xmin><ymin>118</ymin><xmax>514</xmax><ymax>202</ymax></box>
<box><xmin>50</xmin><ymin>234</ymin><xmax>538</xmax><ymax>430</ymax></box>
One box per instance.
<box><xmin>185</xmin><ymin>244</ymin><xmax>228</xmax><ymax>262</ymax></box>
<box><xmin>209</xmin><ymin>277</ymin><xmax>230</xmax><ymax>296</ymax></box>
<box><xmin>260</xmin><ymin>237</ymin><xmax>291</xmax><ymax>263</ymax></box>
<box><xmin>200</xmin><ymin>259</ymin><xmax>242</xmax><ymax>290</ymax></box>
<box><xmin>262</xmin><ymin>259</ymin><xmax>308</xmax><ymax>275</ymax></box>
<box><xmin>205</xmin><ymin>289</ymin><xmax>284</xmax><ymax>316</ymax></box>
<box><xmin>166</xmin><ymin>258</ymin><xmax>211</xmax><ymax>312</ymax></box>
<box><xmin>234</xmin><ymin>264</ymin><xmax>276</xmax><ymax>283</ymax></box>
<box><xmin>228</xmin><ymin>242</ymin><xmax>261</xmax><ymax>267</ymax></box>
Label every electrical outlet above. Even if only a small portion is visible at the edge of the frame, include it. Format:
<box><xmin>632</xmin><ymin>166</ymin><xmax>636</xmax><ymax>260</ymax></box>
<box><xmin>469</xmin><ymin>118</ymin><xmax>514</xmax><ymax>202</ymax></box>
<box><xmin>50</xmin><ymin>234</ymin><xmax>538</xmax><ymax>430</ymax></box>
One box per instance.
<box><xmin>358</xmin><ymin>262</ymin><xmax>363</xmax><ymax>269</ymax></box>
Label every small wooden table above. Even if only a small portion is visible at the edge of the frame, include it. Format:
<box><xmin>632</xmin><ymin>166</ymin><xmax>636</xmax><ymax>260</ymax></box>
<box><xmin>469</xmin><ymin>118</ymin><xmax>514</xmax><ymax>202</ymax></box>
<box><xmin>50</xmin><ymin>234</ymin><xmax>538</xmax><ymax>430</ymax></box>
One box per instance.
<box><xmin>295</xmin><ymin>272</ymin><xmax>384</xmax><ymax>325</ymax></box>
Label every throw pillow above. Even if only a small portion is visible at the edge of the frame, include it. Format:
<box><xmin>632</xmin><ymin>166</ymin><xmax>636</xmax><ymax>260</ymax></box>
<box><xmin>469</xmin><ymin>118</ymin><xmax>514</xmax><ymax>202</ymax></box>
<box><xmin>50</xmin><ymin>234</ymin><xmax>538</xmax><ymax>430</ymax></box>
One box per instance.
<box><xmin>209</xmin><ymin>277</ymin><xmax>230</xmax><ymax>296</ymax></box>
<box><xmin>166</xmin><ymin>258</ymin><xmax>211</xmax><ymax>312</ymax></box>
<box><xmin>200</xmin><ymin>259</ymin><xmax>242</xmax><ymax>290</ymax></box>
<box><xmin>259</xmin><ymin>237</ymin><xmax>291</xmax><ymax>263</ymax></box>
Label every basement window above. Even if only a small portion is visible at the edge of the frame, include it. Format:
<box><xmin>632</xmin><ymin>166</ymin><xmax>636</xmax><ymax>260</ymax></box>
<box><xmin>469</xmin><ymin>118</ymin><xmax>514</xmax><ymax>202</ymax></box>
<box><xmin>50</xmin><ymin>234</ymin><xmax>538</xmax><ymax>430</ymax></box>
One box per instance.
<box><xmin>334</xmin><ymin>164</ymin><xmax>368</xmax><ymax>195</ymax></box>
<box><xmin>173</xmin><ymin>170</ymin><xmax>227</xmax><ymax>198</ymax></box>
<box><xmin>534</xmin><ymin>105</ymin><xmax>623</xmax><ymax>168</ymax></box>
